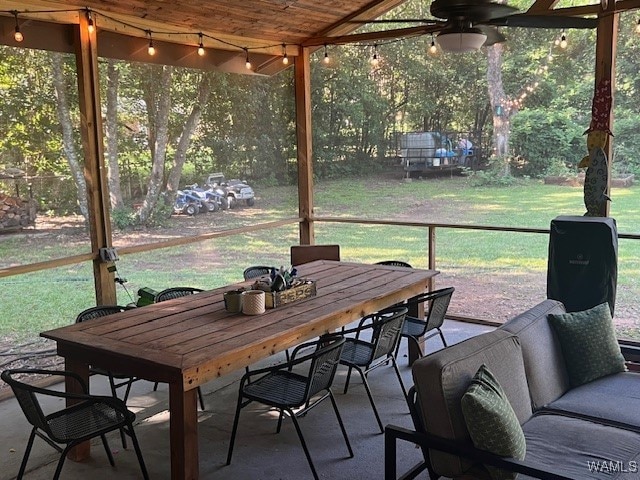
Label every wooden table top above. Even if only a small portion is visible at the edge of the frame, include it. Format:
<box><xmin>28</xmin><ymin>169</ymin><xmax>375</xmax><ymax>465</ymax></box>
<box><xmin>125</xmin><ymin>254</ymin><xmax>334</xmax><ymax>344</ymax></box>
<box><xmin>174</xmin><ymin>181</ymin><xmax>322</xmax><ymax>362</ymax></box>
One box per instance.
<box><xmin>42</xmin><ymin>260</ymin><xmax>437</xmax><ymax>390</ymax></box>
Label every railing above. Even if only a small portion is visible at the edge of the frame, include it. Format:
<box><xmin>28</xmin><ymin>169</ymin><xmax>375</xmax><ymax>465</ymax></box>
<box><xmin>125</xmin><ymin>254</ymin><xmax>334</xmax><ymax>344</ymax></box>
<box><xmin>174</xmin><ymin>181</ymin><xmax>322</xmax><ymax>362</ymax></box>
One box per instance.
<box><xmin>3</xmin><ymin>214</ymin><xmax>640</xmax><ymax>349</ymax></box>
<box><xmin>313</xmin><ymin>215</ymin><xmax>640</xmax><ymax>349</ymax></box>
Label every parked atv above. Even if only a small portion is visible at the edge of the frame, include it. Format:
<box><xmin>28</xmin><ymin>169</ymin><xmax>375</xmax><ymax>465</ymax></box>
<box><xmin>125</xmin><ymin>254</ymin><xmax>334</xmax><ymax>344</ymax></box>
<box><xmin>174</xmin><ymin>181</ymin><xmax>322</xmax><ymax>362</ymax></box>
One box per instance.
<box><xmin>184</xmin><ymin>184</ymin><xmax>221</xmax><ymax>213</ymax></box>
<box><xmin>173</xmin><ymin>190</ymin><xmax>202</xmax><ymax>216</ymax></box>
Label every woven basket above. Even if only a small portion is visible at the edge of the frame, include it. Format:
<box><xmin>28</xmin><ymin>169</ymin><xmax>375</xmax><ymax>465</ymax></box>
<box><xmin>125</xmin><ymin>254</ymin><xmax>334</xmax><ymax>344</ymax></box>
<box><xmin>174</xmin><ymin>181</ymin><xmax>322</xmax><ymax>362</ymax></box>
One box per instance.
<box><xmin>242</xmin><ymin>290</ymin><xmax>265</xmax><ymax>315</ymax></box>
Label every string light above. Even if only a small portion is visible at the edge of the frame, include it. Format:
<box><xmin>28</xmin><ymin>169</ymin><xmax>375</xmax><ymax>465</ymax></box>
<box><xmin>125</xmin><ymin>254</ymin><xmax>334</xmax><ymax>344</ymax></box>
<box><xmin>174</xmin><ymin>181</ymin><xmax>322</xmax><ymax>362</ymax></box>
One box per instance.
<box><xmin>559</xmin><ymin>31</ymin><xmax>567</xmax><ymax>49</ymax></box>
<box><xmin>371</xmin><ymin>44</ymin><xmax>379</xmax><ymax>67</ymax></box>
<box><xmin>281</xmin><ymin>43</ymin><xmax>288</xmax><ymax>65</ymax></box>
<box><xmin>429</xmin><ymin>36</ymin><xmax>437</xmax><ymax>55</ymax></box>
<box><xmin>86</xmin><ymin>9</ymin><xmax>95</xmax><ymax>34</ymax></box>
<box><xmin>197</xmin><ymin>33</ymin><xmax>205</xmax><ymax>56</ymax></box>
<box><xmin>12</xmin><ymin>11</ymin><xmax>23</xmax><ymax>42</ymax></box>
<box><xmin>146</xmin><ymin>30</ymin><xmax>155</xmax><ymax>56</ymax></box>
<box><xmin>244</xmin><ymin>48</ymin><xmax>252</xmax><ymax>70</ymax></box>
<box><xmin>323</xmin><ymin>44</ymin><xmax>330</xmax><ymax>64</ymax></box>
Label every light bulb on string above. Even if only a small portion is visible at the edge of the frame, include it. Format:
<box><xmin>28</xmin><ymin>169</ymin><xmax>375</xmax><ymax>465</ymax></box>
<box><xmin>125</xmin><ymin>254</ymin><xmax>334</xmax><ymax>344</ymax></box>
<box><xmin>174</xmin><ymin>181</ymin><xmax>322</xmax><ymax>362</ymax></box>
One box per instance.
<box><xmin>244</xmin><ymin>49</ymin><xmax>252</xmax><ymax>70</ymax></box>
<box><xmin>12</xmin><ymin>11</ymin><xmax>23</xmax><ymax>42</ymax></box>
<box><xmin>371</xmin><ymin>44</ymin><xmax>379</xmax><ymax>67</ymax></box>
<box><xmin>197</xmin><ymin>33</ymin><xmax>205</xmax><ymax>56</ymax></box>
<box><xmin>429</xmin><ymin>36</ymin><xmax>437</xmax><ymax>55</ymax></box>
<box><xmin>147</xmin><ymin>31</ymin><xmax>155</xmax><ymax>56</ymax></box>
<box><xmin>281</xmin><ymin>44</ymin><xmax>288</xmax><ymax>65</ymax></box>
<box><xmin>323</xmin><ymin>44</ymin><xmax>330</xmax><ymax>64</ymax></box>
<box><xmin>86</xmin><ymin>9</ymin><xmax>95</xmax><ymax>34</ymax></box>
<box><xmin>559</xmin><ymin>31</ymin><xmax>567</xmax><ymax>49</ymax></box>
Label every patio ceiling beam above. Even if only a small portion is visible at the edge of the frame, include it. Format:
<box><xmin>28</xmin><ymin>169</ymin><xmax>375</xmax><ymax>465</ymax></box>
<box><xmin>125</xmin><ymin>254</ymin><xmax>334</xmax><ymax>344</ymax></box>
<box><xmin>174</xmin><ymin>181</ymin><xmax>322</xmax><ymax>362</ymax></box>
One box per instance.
<box><xmin>303</xmin><ymin>25</ymin><xmax>433</xmax><ymax>47</ymax></box>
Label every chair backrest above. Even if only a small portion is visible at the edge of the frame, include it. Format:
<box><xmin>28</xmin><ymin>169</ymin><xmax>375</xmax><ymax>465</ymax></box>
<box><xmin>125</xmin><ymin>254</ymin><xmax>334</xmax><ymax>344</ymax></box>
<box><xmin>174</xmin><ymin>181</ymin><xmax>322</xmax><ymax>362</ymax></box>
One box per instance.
<box><xmin>306</xmin><ymin>337</ymin><xmax>345</xmax><ymax>399</ymax></box>
<box><xmin>370</xmin><ymin>306</ymin><xmax>408</xmax><ymax>361</ymax></box>
<box><xmin>375</xmin><ymin>260</ymin><xmax>413</xmax><ymax>268</ymax></box>
<box><xmin>243</xmin><ymin>266</ymin><xmax>272</xmax><ymax>280</ymax></box>
<box><xmin>290</xmin><ymin>244</ymin><xmax>340</xmax><ymax>266</ymax></box>
<box><xmin>1</xmin><ymin>369</ymin><xmax>51</xmax><ymax>434</ymax></box>
<box><xmin>423</xmin><ymin>287</ymin><xmax>454</xmax><ymax>332</ymax></box>
<box><xmin>76</xmin><ymin>305</ymin><xmax>126</xmax><ymax>323</ymax></box>
<box><xmin>155</xmin><ymin>287</ymin><xmax>204</xmax><ymax>302</ymax></box>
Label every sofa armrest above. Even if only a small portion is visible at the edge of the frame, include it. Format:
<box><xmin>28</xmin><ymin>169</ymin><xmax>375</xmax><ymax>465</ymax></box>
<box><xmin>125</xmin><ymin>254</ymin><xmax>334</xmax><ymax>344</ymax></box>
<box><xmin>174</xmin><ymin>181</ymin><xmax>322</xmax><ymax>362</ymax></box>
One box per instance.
<box><xmin>384</xmin><ymin>424</ymin><xmax>576</xmax><ymax>480</ymax></box>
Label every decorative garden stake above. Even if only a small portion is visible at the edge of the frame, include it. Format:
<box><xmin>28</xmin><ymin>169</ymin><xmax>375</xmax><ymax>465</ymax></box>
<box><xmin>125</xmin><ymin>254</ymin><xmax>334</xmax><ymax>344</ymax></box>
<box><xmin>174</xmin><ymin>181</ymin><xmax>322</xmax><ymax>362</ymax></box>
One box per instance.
<box><xmin>579</xmin><ymin>79</ymin><xmax>612</xmax><ymax>217</ymax></box>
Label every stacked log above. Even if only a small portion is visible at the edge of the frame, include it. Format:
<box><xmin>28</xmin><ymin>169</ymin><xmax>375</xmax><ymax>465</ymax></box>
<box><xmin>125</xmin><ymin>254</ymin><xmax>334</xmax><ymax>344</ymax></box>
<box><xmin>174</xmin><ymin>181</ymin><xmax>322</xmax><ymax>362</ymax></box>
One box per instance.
<box><xmin>0</xmin><ymin>193</ymin><xmax>37</xmax><ymax>230</ymax></box>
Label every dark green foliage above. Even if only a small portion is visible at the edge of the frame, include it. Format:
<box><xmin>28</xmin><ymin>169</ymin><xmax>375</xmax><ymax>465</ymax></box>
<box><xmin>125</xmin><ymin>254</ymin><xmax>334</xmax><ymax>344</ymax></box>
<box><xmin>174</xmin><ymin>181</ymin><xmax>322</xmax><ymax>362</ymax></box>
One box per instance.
<box><xmin>510</xmin><ymin>110</ymin><xmax>584</xmax><ymax>177</ymax></box>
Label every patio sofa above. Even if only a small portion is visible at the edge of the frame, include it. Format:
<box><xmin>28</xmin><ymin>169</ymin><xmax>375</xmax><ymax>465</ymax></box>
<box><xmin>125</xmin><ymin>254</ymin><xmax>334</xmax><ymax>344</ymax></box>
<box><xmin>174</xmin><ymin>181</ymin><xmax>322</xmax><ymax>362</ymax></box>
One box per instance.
<box><xmin>385</xmin><ymin>299</ymin><xmax>640</xmax><ymax>479</ymax></box>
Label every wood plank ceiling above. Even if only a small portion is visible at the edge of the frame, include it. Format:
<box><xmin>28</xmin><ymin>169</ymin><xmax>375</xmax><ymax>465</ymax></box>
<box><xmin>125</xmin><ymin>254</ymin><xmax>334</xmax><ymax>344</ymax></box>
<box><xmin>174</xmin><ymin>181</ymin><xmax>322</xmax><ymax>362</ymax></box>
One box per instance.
<box><xmin>2</xmin><ymin>0</ymin><xmax>407</xmax><ymax>74</ymax></box>
<box><xmin>2</xmin><ymin>0</ymin><xmax>638</xmax><ymax>74</ymax></box>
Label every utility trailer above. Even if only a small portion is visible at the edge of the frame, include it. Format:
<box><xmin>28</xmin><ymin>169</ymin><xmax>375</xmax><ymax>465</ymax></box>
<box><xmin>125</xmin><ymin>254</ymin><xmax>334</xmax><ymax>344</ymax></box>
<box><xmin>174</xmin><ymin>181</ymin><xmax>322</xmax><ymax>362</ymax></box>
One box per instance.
<box><xmin>399</xmin><ymin>131</ymin><xmax>483</xmax><ymax>177</ymax></box>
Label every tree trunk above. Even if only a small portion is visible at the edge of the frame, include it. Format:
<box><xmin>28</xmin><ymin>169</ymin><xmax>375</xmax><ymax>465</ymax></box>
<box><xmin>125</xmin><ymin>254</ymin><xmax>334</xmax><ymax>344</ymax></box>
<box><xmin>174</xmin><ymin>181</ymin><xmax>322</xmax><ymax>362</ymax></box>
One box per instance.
<box><xmin>486</xmin><ymin>43</ymin><xmax>517</xmax><ymax>176</ymax></box>
<box><xmin>137</xmin><ymin>65</ymin><xmax>173</xmax><ymax>224</ymax></box>
<box><xmin>49</xmin><ymin>52</ymin><xmax>89</xmax><ymax>220</ymax></box>
<box><xmin>105</xmin><ymin>59</ymin><xmax>124</xmax><ymax>209</ymax></box>
<box><xmin>166</xmin><ymin>72</ymin><xmax>213</xmax><ymax>200</ymax></box>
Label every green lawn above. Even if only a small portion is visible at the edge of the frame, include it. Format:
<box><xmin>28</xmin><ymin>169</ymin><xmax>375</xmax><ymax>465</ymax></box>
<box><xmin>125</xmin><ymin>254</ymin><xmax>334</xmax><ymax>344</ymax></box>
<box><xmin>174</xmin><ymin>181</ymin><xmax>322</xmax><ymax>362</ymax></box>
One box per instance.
<box><xmin>2</xmin><ymin>175</ymin><xmax>639</xmax><ymax>344</ymax></box>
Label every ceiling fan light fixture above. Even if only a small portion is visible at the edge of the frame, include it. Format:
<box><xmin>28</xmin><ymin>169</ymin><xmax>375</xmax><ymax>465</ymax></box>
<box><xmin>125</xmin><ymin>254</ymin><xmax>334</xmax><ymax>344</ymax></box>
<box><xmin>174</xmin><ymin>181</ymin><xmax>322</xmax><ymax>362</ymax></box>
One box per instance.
<box><xmin>436</xmin><ymin>31</ymin><xmax>487</xmax><ymax>52</ymax></box>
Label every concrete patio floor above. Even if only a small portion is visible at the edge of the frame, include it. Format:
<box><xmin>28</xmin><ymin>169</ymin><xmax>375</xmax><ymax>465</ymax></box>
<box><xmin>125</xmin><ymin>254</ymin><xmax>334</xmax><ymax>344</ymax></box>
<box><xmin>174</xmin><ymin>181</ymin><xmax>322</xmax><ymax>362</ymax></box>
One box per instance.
<box><xmin>0</xmin><ymin>321</ymin><xmax>492</xmax><ymax>480</ymax></box>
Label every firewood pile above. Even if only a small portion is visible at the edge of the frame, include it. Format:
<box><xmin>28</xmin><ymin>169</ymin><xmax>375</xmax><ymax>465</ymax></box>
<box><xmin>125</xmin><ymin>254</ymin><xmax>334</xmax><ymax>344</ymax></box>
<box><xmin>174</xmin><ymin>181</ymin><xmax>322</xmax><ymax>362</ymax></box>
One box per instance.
<box><xmin>0</xmin><ymin>192</ymin><xmax>37</xmax><ymax>230</ymax></box>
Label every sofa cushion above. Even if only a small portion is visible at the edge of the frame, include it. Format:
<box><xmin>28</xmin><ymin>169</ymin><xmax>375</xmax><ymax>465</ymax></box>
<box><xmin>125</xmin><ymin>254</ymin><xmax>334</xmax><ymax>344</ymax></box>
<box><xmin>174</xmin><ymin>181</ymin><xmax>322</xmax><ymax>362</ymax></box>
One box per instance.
<box><xmin>501</xmin><ymin>299</ymin><xmax>570</xmax><ymax>409</ymax></box>
<box><xmin>545</xmin><ymin>372</ymin><xmax>640</xmax><ymax>432</ymax></box>
<box><xmin>549</xmin><ymin>303</ymin><xmax>626</xmax><ymax>387</ymax></box>
<box><xmin>521</xmin><ymin>413</ymin><xmax>640</xmax><ymax>479</ymax></box>
<box><xmin>461</xmin><ymin>365</ymin><xmax>526</xmax><ymax>480</ymax></box>
<box><xmin>412</xmin><ymin>329</ymin><xmax>532</xmax><ymax>478</ymax></box>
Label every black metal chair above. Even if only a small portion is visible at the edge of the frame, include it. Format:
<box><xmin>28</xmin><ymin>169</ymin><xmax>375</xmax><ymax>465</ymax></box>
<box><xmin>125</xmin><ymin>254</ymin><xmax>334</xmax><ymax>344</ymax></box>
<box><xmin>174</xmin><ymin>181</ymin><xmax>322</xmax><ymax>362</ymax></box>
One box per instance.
<box><xmin>153</xmin><ymin>287</ymin><xmax>206</xmax><ymax>410</ymax></box>
<box><xmin>339</xmin><ymin>305</ymin><xmax>408</xmax><ymax>433</ymax></box>
<box><xmin>76</xmin><ymin>306</ymin><xmax>140</xmax><ymax>404</ymax></box>
<box><xmin>1</xmin><ymin>368</ymin><xmax>149</xmax><ymax>480</ymax></box>
<box><xmin>154</xmin><ymin>286</ymin><xmax>204</xmax><ymax>302</ymax></box>
<box><xmin>226</xmin><ymin>336</ymin><xmax>352</xmax><ymax>480</ymax></box>
<box><xmin>75</xmin><ymin>305</ymin><xmax>144</xmax><ymax>448</ymax></box>
<box><xmin>375</xmin><ymin>260</ymin><xmax>413</xmax><ymax>268</ymax></box>
<box><xmin>397</xmin><ymin>287</ymin><xmax>454</xmax><ymax>362</ymax></box>
<box><xmin>243</xmin><ymin>265</ymin><xmax>271</xmax><ymax>280</ymax></box>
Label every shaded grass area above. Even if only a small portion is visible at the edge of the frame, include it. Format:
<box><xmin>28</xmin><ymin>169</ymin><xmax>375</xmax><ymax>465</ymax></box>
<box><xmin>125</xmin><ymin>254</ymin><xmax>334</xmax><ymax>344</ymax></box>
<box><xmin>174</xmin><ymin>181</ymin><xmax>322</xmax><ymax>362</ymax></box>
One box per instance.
<box><xmin>2</xmin><ymin>175</ymin><xmax>640</xmax><ymax>344</ymax></box>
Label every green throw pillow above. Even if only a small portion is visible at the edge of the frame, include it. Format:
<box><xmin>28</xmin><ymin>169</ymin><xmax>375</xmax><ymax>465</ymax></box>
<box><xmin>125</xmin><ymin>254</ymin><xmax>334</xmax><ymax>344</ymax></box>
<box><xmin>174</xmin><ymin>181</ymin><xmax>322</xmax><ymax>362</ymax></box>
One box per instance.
<box><xmin>549</xmin><ymin>302</ymin><xmax>626</xmax><ymax>388</ymax></box>
<box><xmin>461</xmin><ymin>364</ymin><xmax>526</xmax><ymax>480</ymax></box>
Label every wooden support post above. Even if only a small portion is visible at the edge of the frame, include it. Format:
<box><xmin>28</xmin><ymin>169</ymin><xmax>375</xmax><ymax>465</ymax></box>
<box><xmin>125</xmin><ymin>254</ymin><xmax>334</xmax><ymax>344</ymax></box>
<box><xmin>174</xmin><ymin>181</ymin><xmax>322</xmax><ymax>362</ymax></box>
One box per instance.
<box><xmin>74</xmin><ymin>15</ymin><xmax>116</xmax><ymax>304</ymax></box>
<box><xmin>65</xmin><ymin>358</ymin><xmax>90</xmax><ymax>460</ymax></box>
<box><xmin>295</xmin><ymin>47</ymin><xmax>314</xmax><ymax>246</ymax></box>
<box><xmin>169</xmin><ymin>381</ymin><xmax>199</xmax><ymax>480</ymax></box>
<box><xmin>594</xmin><ymin>7</ymin><xmax>619</xmax><ymax>217</ymax></box>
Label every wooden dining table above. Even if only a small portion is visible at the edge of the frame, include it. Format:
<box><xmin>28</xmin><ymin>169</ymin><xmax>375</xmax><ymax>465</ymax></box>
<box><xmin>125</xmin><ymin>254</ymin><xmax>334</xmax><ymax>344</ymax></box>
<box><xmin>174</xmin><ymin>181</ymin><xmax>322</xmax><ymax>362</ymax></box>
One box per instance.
<box><xmin>41</xmin><ymin>260</ymin><xmax>437</xmax><ymax>480</ymax></box>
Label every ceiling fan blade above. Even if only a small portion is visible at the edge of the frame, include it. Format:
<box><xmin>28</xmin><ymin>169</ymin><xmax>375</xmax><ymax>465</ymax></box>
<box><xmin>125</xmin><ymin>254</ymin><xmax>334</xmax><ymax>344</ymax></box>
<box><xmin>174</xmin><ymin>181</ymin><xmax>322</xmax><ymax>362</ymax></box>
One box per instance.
<box><xmin>476</xmin><ymin>25</ymin><xmax>506</xmax><ymax>46</ymax></box>
<box><xmin>348</xmin><ymin>19</ymin><xmax>436</xmax><ymax>24</ymax></box>
<box><xmin>431</xmin><ymin>0</ymin><xmax>519</xmax><ymax>22</ymax></box>
<box><xmin>487</xmin><ymin>14</ymin><xmax>598</xmax><ymax>29</ymax></box>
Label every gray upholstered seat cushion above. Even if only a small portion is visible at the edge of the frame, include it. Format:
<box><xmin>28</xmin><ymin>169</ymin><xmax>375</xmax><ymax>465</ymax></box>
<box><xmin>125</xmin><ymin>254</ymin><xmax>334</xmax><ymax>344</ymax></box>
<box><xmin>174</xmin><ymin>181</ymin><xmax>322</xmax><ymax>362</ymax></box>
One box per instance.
<box><xmin>412</xmin><ymin>330</ymin><xmax>532</xmax><ymax>478</ymax></box>
<box><xmin>501</xmin><ymin>299</ymin><xmax>571</xmax><ymax>409</ymax></box>
<box><xmin>544</xmin><ymin>372</ymin><xmax>640</xmax><ymax>431</ymax></box>
<box><xmin>521</xmin><ymin>413</ymin><xmax>640</xmax><ymax>479</ymax></box>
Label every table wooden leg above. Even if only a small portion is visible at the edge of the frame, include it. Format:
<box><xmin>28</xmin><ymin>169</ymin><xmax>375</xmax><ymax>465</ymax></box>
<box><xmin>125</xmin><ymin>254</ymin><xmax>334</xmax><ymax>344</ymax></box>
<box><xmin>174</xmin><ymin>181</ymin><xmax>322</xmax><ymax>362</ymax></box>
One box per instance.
<box><xmin>65</xmin><ymin>358</ymin><xmax>90</xmax><ymax>461</ymax></box>
<box><xmin>169</xmin><ymin>381</ymin><xmax>199</xmax><ymax>480</ymax></box>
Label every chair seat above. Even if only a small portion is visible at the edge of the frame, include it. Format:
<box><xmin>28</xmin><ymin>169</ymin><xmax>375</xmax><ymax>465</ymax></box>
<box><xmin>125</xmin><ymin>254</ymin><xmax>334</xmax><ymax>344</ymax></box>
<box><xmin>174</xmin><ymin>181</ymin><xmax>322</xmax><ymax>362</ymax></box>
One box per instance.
<box><xmin>402</xmin><ymin>316</ymin><xmax>430</xmax><ymax>337</ymax></box>
<box><xmin>243</xmin><ymin>371</ymin><xmax>309</xmax><ymax>407</ymax></box>
<box><xmin>340</xmin><ymin>339</ymin><xmax>374</xmax><ymax>367</ymax></box>
<box><xmin>47</xmin><ymin>401</ymin><xmax>132</xmax><ymax>442</ymax></box>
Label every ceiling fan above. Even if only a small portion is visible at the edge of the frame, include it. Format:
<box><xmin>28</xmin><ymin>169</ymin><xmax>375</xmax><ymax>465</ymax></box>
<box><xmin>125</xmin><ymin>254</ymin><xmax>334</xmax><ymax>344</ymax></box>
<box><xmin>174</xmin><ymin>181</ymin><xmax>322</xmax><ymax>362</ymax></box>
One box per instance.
<box><xmin>352</xmin><ymin>0</ymin><xmax>598</xmax><ymax>52</ymax></box>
